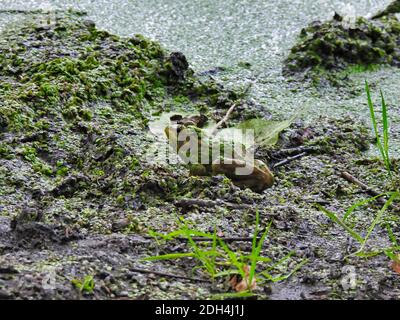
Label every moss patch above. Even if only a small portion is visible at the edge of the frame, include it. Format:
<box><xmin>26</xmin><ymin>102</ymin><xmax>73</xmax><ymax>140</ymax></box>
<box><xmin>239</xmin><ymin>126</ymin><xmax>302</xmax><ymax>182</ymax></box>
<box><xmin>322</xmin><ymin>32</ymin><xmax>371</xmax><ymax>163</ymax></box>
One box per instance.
<box><xmin>284</xmin><ymin>13</ymin><xmax>400</xmax><ymax>81</ymax></box>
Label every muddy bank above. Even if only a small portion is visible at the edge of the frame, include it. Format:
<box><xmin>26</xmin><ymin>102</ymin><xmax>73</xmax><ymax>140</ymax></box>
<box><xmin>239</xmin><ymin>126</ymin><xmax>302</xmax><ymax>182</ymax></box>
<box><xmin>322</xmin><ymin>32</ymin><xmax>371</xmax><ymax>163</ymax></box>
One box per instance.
<box><xmin>0</xmin><ymin>11</ymin><xmax>400</xmax><ymax>300</ymax></box>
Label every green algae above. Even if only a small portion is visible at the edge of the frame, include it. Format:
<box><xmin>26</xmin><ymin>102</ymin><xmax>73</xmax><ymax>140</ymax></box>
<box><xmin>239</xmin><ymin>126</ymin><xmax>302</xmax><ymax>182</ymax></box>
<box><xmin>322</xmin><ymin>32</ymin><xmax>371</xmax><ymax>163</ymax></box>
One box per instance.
<box><xmin>284</xmin><ymin>14</ymin><xmax>400</xmax><ymax>81</ymax></box>
<box><xmin>0</xmin><ymin>11</ymin><xmax>243</xmax><ymax>237</ymax></box>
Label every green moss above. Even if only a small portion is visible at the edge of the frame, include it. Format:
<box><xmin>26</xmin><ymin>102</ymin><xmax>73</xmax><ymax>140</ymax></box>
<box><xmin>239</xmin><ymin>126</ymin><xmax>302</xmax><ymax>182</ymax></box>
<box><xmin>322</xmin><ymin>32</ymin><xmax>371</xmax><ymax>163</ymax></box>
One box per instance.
<box><xmin>56</xmin><ymin>160</ymin><xmax>69</xmax><ymax>177</ymax></box>
<box><xmin>344</xmin><ymin>64</ymin><xmax>380</xmax><ymax>74</ymax></box>
<box><xmin>0</xmin><ymin>143</ymin><xmax>13</xmax><ymax>159</ymax></box>
<box><xmin>129</xmin><ymin>157</ymin><xmax>140</xmax><ymax>171</ymax></box>
<box><xmin>0</xmin><ymin>11</ymin><xmax>242</xmax><ymax>244</ymax></box>
<box><xmin>20</xmin><ymin>146</ymin><xmax>53</xmax><ymax>176</ymax></box>
<box><xmin>284</xmin><ymin>13</ymin><xmax>400</xmax><ymax>79</ymax></box>
<box><xmin>116</xmin><ymin>194</ymin><xmax>125</xmax><ymax>206</ymax></box>
<box><xmin>124</xmin><ymin>218</ymin><xmax>141</xmax><ymax>233</ymax></box>
<box><xmin>91</xmin><ymin>168</ymin><xmax>105</xmax><ymax>177</ymax></box>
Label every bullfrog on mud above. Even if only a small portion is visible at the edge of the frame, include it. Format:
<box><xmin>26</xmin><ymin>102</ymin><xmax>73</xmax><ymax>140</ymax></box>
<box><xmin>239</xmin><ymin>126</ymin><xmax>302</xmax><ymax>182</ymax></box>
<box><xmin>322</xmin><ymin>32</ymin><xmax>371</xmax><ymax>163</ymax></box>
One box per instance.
<box><xmin>164</xmin><ymin>117</ymin><xmax>274</xmax><ymax>192</ymax></box>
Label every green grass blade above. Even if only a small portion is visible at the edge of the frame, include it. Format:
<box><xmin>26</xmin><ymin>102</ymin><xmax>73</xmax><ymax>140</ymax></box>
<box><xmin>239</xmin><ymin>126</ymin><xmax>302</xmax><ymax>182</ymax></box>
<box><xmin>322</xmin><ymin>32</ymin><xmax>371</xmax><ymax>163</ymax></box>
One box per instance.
<box><xmin>261</xmin><ymin>259</ymin><xmax>308</xmax><ymax>283</ymax></box>
<box><xmin>252</xmin><ymin>211</ymin><xmax>259</xmax><ymax>257</ymax></box>
<box><xmin>343</xmin><ymin>193</ymin><xmax>387</xmax><ymax>222</ymax></box>
<box><xmin>386</xmin><ymin>224</ymin><xmax>398</xmax><ymax>246</ymax></box>
<box><xmin>183</xmin><ymin>224</ymin><xmax>216</xmax><ymax>277</ymax></box>
<box><xmin>211</xmin><ymin>229</ymin><xmax>218</xmax><ymax>273</ymax></box>
<box><xmin>148</xmin><ymin>229</ymin><xmax>193</xmax><ymax>241</ymax></box>
<box><xmin>264</xmin><ymin>251</ymin><xmax>295</xmax><ymax>271</ymax></box>
<box><xmin>366</xmin><ymin>81</ymin><xmax>379</xmax><ymax>140</ymax></box>
<box><xmin>213</xmin><ymin>269</ymin><xmax>241</xmax><ymax>278</ymax></box>
<box><xmin>380</xmin><ymin>89</ymin><xmax>391</xmax><ymax>174</ymax></box>
<box><xmin>249</xmin><ymin>211</ymin><xmax>260</xmax><ymax>285</ymax></box>
<box><xmin>384</xmin><ymin>249</ymin><xmax>397</xmax><ymax>261</ymax></box>
<box><xmin>249</xmin><ymin>220</ymin><xmax>272</xmax><ymax>285</ymax></box>
<box><xmin>143</xmin><ymin>252</ymin><xmax>196</xmax><ymax>261</ymax></box>
<box><xmin>318</xmin><ymin>205</ymin><xmax>364</xmax><ymax>243</ymax></box>
<box><xmin>360</xmin><ymin>191</ymin><xmax>398</xmax><ymax>252</ymax></box>
<box><xmin>149</xmin><ymin>227</ymin><xmax>215</xmax><ymax>241</ymax></box>
<box><xmin>366</xmin><ymin>81</ymin><xmax>386</xmax><ymax>166</ymax></box>
<box><xmin>218</xmin><ymin>239</ymin><xmax>245</xmax><ymax>277</ymax></box>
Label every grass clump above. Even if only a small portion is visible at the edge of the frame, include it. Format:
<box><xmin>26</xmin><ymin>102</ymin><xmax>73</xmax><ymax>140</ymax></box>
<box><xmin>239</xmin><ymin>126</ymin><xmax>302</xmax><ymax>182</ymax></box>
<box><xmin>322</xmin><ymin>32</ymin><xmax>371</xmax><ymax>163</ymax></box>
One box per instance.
<box><xmin>71</xmin><ymin>275</ymin><xmax>95</xmax><ymax>294</ymax></box>
<box><xmin>318</xmin><ymin>191</ymin><xmax>400</xmax><ymax>256</ymax></box>
<box><xmin>365</xmin><ymin>80</ymin><xmax>391</xmax><ymax>176</ymax></box>
<box><xmin>145</xmin><ymin>212</ymin><xmax>306</xmax><ymax>298</ymax></box>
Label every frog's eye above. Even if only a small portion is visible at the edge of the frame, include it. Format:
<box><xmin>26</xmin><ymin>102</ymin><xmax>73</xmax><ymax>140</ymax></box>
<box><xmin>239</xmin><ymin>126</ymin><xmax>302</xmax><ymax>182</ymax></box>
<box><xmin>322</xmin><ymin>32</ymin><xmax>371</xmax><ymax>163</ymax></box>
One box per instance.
<box><xmin>170</xmin><ymin>114</ymin><xmax>183</xmax><ymax>121</ymax></box>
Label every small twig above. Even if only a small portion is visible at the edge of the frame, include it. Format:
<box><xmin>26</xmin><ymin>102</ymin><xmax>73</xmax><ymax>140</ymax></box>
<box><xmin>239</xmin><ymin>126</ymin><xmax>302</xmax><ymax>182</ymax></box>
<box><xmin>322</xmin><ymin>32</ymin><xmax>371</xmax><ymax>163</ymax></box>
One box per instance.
<box><xmin>210</xmin><ymin>103</ymin><xmax>237</xmax><ymax>135</ymax></box>
<box><xmin>129</xmin><ymin>267</ymin><xmax>211</xmax><ymax>283</ymax></box>
<box><xmin>340</xmin><ymin>171</ymin><xmax>382</xmax><ymax>197</ymax></box>
<box><xmin>340</xmin><ymin>171</ymin><xmax>386</xmax><ymax>204</ymax></box>
<box><xmin>273</xmin><ymin>152</ymin><xmax>307</xmax><ymax>169</ymax></box>
<box><xmin>272</xmin><ymin>146</ymin><xmax>317</xmax><ymax>158</ymax></box>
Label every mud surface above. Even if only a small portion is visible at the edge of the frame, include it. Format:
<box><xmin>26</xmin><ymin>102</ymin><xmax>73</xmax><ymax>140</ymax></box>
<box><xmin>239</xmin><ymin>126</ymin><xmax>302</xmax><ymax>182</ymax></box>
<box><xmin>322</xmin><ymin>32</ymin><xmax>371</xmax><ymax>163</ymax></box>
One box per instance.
<box><xmin>0</xmin><ymin>10</ymin><xmax>400</xmax><ymax>300</ymax></box>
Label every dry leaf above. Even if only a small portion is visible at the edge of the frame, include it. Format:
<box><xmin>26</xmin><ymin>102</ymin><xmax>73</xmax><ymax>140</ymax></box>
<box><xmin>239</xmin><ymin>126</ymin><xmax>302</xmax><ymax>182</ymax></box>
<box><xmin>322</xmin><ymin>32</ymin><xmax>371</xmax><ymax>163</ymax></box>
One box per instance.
<box><xmin>391</xmin><ymin>254</ymin><xmax>400</xmax><ymax>274</ymax></box>
<box><xmin>236</xmin><ymin>118</ymin><xmax>294</xmax><ymax>147</ymax></box>
<box><xmin>229</xmin><ymin>265</ymin><xmax>257</xmax><ymax>292</ymax></box>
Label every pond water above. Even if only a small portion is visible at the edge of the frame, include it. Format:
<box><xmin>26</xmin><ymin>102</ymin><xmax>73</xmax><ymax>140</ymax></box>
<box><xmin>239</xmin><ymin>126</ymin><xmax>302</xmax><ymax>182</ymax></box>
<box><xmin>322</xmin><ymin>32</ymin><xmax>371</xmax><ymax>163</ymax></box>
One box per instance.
<box><xmin>1</xmin><ymin>0</ymin><xmax>399</xmax><ymax>156</ymax></box>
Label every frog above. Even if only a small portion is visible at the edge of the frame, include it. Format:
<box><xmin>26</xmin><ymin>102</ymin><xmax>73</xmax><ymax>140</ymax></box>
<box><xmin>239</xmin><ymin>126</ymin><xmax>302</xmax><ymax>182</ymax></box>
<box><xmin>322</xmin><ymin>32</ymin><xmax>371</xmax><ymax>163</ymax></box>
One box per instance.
<box><xmin>164</xmin><ymin>120</ymin><xmax>274</xmax><ymax>192</ymax></box>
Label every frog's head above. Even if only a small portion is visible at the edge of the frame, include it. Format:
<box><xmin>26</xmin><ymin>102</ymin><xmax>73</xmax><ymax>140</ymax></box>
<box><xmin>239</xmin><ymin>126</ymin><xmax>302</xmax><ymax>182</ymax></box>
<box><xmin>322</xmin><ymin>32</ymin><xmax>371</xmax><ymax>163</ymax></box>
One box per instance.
<box><xmin>170</xmin><ymin>114</ymin><xmax>208</xmax><ymax>128</ymax></box>
<box><xmin>165</xmin><ymin>123</ymin><xmax>185</xmax><ymax>140</ymax></box>
<box><xmin>164</xmin><ymin>124</ymin><xmax>194</xmax><ymax>153</ymax></box>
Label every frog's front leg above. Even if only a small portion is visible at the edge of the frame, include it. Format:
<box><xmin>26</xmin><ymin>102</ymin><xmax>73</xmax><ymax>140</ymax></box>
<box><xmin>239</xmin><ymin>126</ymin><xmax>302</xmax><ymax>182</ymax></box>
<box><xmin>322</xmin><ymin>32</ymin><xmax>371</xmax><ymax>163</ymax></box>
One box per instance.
<box><xmin>188</xmin><ymin>163</ymin><xmax>212</xmax><ymax>176</ymax></box>
<box><xmin>211</xmin><ymin>158</ymin><xmax>274</xmax><ymax>192</ymax></box>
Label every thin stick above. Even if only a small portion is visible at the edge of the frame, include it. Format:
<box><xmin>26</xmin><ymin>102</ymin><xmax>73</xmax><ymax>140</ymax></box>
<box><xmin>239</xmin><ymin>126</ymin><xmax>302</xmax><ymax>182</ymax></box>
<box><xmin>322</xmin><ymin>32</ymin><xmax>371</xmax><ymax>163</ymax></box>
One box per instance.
<box><xmin>340</xmin><ymin>171</ymin><xmax>390</xmax><ymax>206</ymax></box>
<box><xmin>340</xmin><ymin>171</ymin><xmax>382</xmax><ymax>197</ymax></box>
<box><xmin>210</xmin><ymin>103</ymin><xmax>237</xmax><ymax>135</ymax></box>
<box><xmin>272</xmin><ymin>146</ymin><xmax>317</xmax><ymax>158</ymax></box>
<box><xmin>273</xmin><ymin>152</ymin><xmax>307</xmax><ymax>169</ymax></box>
<box><xmin>129</xmin><ymin>267</ymin><xmax>211</xmax><ymax>283</ymax></box>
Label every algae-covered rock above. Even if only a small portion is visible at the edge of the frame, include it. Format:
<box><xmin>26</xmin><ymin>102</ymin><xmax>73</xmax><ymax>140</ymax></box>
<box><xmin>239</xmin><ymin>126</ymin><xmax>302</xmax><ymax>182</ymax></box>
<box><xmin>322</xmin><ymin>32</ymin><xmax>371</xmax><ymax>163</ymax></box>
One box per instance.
<box><xmin>284</xmin><ymin>13</ymin><xmax>400</xmax><ymax>77</ymax></box>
